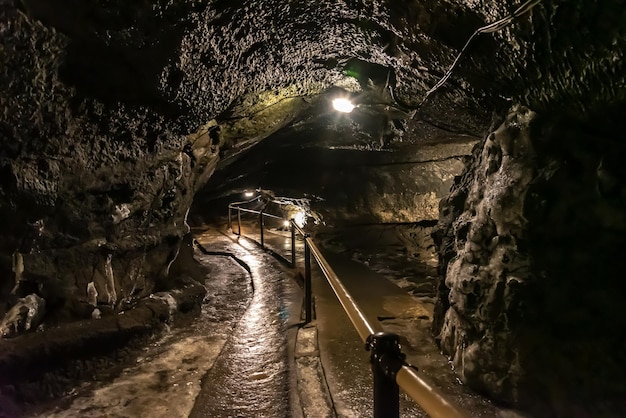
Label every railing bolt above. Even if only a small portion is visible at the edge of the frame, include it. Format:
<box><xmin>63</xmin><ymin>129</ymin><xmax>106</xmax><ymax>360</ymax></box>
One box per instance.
<box><xmin>366</xmin><ymin>332</ymin><xmax>405</xmax><ymax>418</ymax></box>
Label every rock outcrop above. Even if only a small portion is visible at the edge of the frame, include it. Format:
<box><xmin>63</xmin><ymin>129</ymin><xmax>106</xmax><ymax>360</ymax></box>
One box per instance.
<box><xmin>3</xmin><ymin>0</ymin><xmax>622</xmax><ymax>325</ymax></box>
<box><xmin>0</xmin><ymin>294</ymin><xmax>46</xmax><ymax>337</ymax></box>
<box><xmin>0</xmin><ymin>3</ymin><xmax>215</xmax><ymax>326</ymax></box>
<box><xmin>434</xmin><ymin>105</ymin><xmax>626</xmax><ymax>416</ymax></box>
<box><xmin>433</xmin><ymin>106</ymin><xmax>538</xmax><ymax>402</ymax></box>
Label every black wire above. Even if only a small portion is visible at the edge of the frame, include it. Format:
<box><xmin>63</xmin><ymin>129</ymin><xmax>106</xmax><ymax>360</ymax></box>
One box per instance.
<box><xmin>395</xmin><ymin>0</ymin><xmax>543</xmax><ymax>113</ymax></box>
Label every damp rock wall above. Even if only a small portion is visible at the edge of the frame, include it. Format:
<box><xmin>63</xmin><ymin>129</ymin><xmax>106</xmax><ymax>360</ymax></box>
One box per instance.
<box><xmin>433</xmin><ymin>105</ymin><xmax>626</xmax><ymax>416</ymax></box>
<box><xmin>310</xmin><ymin>140</ymin><xmax>477</xmax><ymax>225</ymax></box>
<box><xmin>0</xmin><ymin>4</ymin><xmax>216</xmax><ymax>324</ymax></box>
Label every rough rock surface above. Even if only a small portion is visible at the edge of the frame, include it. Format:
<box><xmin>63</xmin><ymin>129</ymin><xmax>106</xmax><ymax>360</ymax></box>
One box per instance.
<box><xmin>0</xmin><ymin>294</ymin><xmax>46</xmax><ymax>337</ymax></box>
<box><xmin>0</xmin><ymin>3</ymin><xmax>215</xmax><ymax>324</ymax></box>
<box><xmin>434</xmin><ymin>106</ymin><xmax>537</xmax><ymax>401</ymax></box>
<box><xmin>0</xmin><ymin>0</ymin><xmax>625</xmax><ymax>414</ymax></box>
<box><xmin>434</xmin><ymin>105</ymin><xmax>626</xmax><ymax>416</ymax></box>
<box><xmin>2</xmin><ymin>0</ymin><xmax>623</xmax><ymax>323</ymax></box>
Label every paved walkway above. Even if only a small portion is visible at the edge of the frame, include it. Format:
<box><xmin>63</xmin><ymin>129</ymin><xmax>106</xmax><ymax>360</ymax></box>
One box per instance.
<box><xmin>191</xmin><ymin>228</ymin><xmax>303</xmax><ymax>417</ymax></box>
<box><xmin>12</xmin><ymin>222</ymin><xmax>526</xmax><ymax>418</ymax></box>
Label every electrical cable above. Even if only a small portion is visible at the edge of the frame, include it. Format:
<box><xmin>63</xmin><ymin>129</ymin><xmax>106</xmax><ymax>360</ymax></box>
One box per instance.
<box><xmin>391</xmin><ymin>0</ymin><xmax>543</xmax><ymax>112</ymax></box>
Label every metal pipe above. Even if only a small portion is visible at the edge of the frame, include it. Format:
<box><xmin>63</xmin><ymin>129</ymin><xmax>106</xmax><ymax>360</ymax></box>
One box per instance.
<box><xmin>292</xmin><ymin>223</ymin><xmax>306</xmax><ymax>237</ymax></box>
<box><xmin>237</xmin><ymin>208</ymin><xmax>241</xmax><ymax>236</ymax></box>
<box><xmin>228</xmin><ymin>206</ymin><xmax>232</xmax><ymax>230</ymax></box>
<box><xmin>368</xmin><ymin>332</ymin><xmax>401</xmax><ymax>418</ymax></box>
<box><xmin>259</xmin><ymin>211</ymin><xmax>264</xmax><ymax>248</ymax></box>
<box><xmin>233</xmin><ymin>207</ymin><xmax>282</xmax><ymax>218</ymax></box>
<box><xmin>396</xmin><ymin>367</ymin><xmax>468</xmax><ymax>418</ymax></box>
<box><xmin>290</xmin><ymin>222</ymin><xmax>296</xmax><ymax>267</ymax></box>
<box><xmin>304</xmin><ymin>240</ymin><xmax>312</xmax><ymax>324</ymax></box>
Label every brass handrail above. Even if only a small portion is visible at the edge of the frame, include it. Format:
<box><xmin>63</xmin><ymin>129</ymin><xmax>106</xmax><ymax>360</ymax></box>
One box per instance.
<box><xmin>299</xmin><ymin>228</ymin><xmax>379</xmax><ymax>340</ymax></box>
<box><xmin>291</xmin><ymin>222</ymin><xmax>467</xmax><ymax>418</ymax></box>
<box><xmin>229</xmin><ymin>206</ymin><xmax>283</xmax><ymax>219</ymax></box>
<box><xmin>227</xmin><ymin>203</ymin><xmax>467</xmax><ymax>418</ymax></box>
<box><xmin>396</xmin><ymin>367</ymin><xmax>466</xmax><ymax>418</ymax></box>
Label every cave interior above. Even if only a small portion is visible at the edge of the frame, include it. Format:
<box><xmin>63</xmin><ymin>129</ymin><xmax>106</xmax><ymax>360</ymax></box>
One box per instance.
<box><xmin>1</xmin><ymin>0</ymin><xmax>625</xmax><ymax>416</ymax></box>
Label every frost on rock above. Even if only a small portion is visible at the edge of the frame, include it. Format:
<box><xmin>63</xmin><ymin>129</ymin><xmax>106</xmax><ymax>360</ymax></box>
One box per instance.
<box><xmin>0</xmin><ymin>294</ymin><xmax>46</xmax><ymax>338</ymax></box>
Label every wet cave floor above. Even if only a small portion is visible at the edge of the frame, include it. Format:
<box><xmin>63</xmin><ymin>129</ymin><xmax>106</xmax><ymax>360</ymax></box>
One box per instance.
<box><xmin>20</xmin><ymin>226</ymin><xmax>302</xmax><ymax>418</ymax></box>
<box><xmin>15</xmin><ymin>223</ymin><xmax>525</xmax><ymax>418</ymax></box>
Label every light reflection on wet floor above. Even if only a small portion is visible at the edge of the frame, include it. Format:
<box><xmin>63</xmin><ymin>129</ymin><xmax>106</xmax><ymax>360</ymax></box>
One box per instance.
<box><xmin>36</xmin><ymin>227</ymin><xmax>301</xmax><ymax>418</ymax></box>
<box><xmin>28</xmin><ymin>222</ymin><xmax>521</xmax><ymax>418</ymax></box>
<box><xmin>190</xmin><ymin>228</ymin><xmax>301</xmax><ymax>418</ymax></box>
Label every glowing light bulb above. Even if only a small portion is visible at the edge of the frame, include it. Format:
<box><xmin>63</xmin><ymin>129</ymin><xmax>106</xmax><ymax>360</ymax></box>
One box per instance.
<box><xmin>332</xmin><ymin>98</ymin><xmax>355</xmax><ymax>113</ymax></box>
<box><xmin>244</xmin><ymin>191</ymin><xmax>254</xmax><ymax>198</ymax></box>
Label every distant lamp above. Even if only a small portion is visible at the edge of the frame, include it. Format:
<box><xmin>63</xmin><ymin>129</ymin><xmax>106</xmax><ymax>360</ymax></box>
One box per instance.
<box><xmin>244</xmin><ymin>191</ymin><xmax>255</xmax><ymax>198</ymax></box>
<box><xmin>332</xmin><ymin>98</ymin><xmax>355</xmax><ymax>113</ymax></box>
<box><xmin>283</xmin><ymin>220</ymin><xmax>290</xmax><ymax>227</ymax></box>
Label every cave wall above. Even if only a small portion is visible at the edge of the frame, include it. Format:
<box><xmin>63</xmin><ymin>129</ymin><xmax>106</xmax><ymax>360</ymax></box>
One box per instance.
<box><xmin>0</xmin><ymin>4</ymin><xmax>219</xmax><ymax>325</ymax></box>
<box><xmin>433</xmin><ymin>106</ymin><xmax>626</xmax><ymax>416</ymax></box>
<box><xmin>1</xmin><ymin>2</ymin><xmax>624</xmax><ymax>414</ymax></box>
<box><xmin>311</xmin><ymin>140</ymin><xmax>477</xmax><ymax>225</ymax></box>
<box><xmin>0</xmin><ymin>0</ymin><xmax>567</xmax><ymax>325</ymax></box>
<box><xmin>3</xmin><ymin>0</ymin><xmax>453</xmax><ymax>324</ymax></box>
<box><xmin>423</xmin><ymin>1</ymin><xmax>625</xmax><ymax>415</ymax></box>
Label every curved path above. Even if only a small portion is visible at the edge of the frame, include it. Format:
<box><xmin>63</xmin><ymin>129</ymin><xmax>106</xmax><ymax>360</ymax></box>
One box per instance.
<box><xmin>36</xmin><ymin>226</ymin><xmax>302</xmax><ymax>418</ymax></box>
<box><xmin>190</xmin><ymin>228</ymin><xmax>302</xmax><ymax>417</ymax></box>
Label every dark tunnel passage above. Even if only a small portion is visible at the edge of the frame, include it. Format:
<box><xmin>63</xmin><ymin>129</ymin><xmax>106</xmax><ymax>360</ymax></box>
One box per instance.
<box><xmin>1</xmin><ymin>0</ymin><xmax>625</xmax><ymax>417</ymax></box>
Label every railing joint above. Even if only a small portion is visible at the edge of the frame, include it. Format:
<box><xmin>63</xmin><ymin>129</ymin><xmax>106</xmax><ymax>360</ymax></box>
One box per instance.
<box><xmin>366</xmin><ymin>332</ymin><xmax>407</xmax><ymax>380</ymax></box>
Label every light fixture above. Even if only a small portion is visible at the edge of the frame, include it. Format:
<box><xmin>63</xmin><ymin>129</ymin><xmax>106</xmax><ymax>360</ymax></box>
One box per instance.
<box><xmin>283</xmin><ymin>220</ymin><xmax>290</xmax><ymax>227</ymax></box>
<box><xmin>244</xmin><ymin>191</ymin><xmax>255</xmax><ymax>198</ymax></box>
<box><xmin>332</xmin><ymin>98</ymin><xmax>355</xmax><ymax>113</ymax></box>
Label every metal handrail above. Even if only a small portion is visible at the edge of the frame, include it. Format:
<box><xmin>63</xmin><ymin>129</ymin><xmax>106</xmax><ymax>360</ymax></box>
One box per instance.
<box><xmin>227</xmin><ymin>201</ymin><xmax>467</xmax><ymax>418</ymax></box>
<box><xmin>232</xmin><ymin>206</ymin><xmax>283</xmax><ymax>218</ymax></box>
<box><xmin>307</xmin><ymin>237</ymin><xmax>379</xmax><ymax>340</ymax></box>
<box><xmin>291</xmin><ymin>222</ymin><xmax>467</xmax><ymax>418</ymax></box>
<box><xmin>228</xmin><ymin>200</ymin><xmax>294</xmax><ymax>261</ymax></box>
<box><xmin>396</xmin><ymin>367</ymin><xmax>466</xmax><ymax>418</ymax></box>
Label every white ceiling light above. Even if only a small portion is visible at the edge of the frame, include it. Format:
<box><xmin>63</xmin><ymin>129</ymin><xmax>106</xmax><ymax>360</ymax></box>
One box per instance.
<box><xmin>332</xmin><ymin>98</ymin><xmax>355</xmax><ymax>113</ymax></box>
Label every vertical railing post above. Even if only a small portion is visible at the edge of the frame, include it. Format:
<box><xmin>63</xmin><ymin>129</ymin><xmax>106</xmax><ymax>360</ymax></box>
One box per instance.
<box><xmin>290</xmin><ymin>222</ymin><xmax>296</xmax><ymax>267</ymax></box>
<box><xmin>259</xmin><ymin>211</ymin><xmax>264</xmax><ymax>248</ymax></box>
<box><xmin>366</xmin><ymin>332</ymin><xmax>404</xmax><ymax>418</ymax></box>
<box><xmin>237</xmin><ymin>208</ymin><xmax>241</xmax><ymax>236</ymax></box>
<box><xmin>304</xmin><ymin>238</ymin><xmax>312</xmax><ymax>324</ymax></box>
<box><xmin>228</xmin><ymin>206</ymin><xmax>232</xmax><ymax>230</ymax></box>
